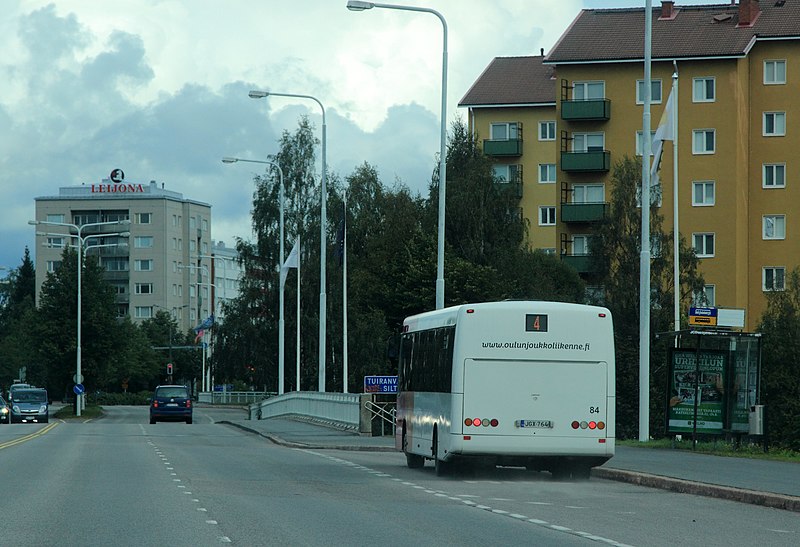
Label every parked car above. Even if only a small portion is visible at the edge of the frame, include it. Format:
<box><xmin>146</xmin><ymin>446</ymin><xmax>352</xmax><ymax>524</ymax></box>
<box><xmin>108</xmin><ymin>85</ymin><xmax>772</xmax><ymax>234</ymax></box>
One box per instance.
<box><xmin>0</xmin><ymin>395</ymin><xmax>9</xmax><ymax>424</ymax></box>
<box><xmin>9</xmin><ymin>387</ymin><xmax>49</xmax><ymax>424</ymax></box>
<box><xmin>149</xmin><ymin>385</ymin><xmax>192</xmax><ymax>424</ymax></box>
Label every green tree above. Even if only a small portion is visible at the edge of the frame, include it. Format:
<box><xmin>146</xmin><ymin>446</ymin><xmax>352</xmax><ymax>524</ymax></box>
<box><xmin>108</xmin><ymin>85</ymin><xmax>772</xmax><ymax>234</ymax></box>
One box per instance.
<box><xmin>0</xmin><ymin>248</ymin><xmax>38</xmax><ymax>386</ymax></box>
<box><xmin>757</xmin><ymin>268</ymin><xmax>800</xmax><ymax>449</ymax></box>
<box><xmin>589</xmin><ymin>156</ymin><xmax>705</xmax><ymax>439</ymax></box>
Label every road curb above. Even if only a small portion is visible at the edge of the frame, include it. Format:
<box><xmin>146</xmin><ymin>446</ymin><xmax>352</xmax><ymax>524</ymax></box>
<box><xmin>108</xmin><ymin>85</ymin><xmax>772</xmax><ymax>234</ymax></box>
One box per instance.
<box><xmin>593</xmin><ymin>467</ymin><xmax>800</xmax><ymax>513</ymax></box>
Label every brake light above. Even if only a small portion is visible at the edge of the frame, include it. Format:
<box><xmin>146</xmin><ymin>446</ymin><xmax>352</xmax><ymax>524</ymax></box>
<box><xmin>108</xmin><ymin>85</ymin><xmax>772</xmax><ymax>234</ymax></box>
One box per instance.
<box><xmin>463</xmin><ymin>417</ymin><xmax>498</xmax><ymax>427</ymax></box>
<box><xmin>153</xmin><ymin>401</ymin><xmax>159</xmax><ymax>408</ymax></box>
<box><xmin>186</xmin><ymin>399</ymin><xmax>192</xmax><ymax>408</ymax></box>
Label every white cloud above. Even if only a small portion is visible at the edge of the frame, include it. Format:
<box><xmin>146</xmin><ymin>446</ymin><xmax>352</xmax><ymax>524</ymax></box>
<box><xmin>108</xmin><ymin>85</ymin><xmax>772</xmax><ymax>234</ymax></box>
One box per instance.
<box><xmin>1</xmin><ymin>0</ymin><xmax>593</xmax><ymax>271</ymax></box>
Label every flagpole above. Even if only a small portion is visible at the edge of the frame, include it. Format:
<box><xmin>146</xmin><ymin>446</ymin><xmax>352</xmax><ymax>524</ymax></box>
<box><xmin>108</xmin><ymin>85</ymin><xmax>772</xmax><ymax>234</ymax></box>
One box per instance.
<box><xmin>639</xmin><ymin>0</ymin><xmax>653</xmax><ymax>443</ymax></box>
<box><xmin>342</xmin><ymin>196</ymin><xmax>349</xmax><ymax>393</ymax></box>
<box><xmin>296</xmin><ymin>233</ymin><xmax>301</xmax><ymax>392</ymax></box>
<box><xmin>672</xmin><ymin>63</ymin><xmax>680</xmax><ymax>335</ymax></box>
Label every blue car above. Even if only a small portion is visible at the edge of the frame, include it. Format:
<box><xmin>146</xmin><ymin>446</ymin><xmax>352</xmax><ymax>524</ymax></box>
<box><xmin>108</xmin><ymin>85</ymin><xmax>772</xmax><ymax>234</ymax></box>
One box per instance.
<box><xmin>10</xmin><ymin>388</ymin><xmax>49</xmax><ymax>424</ymax></box>
<box><xmin>149</xmin><ymin>385</ymin><xmax>193</xmax><ymax>424</ymax></box>
<box><xmin>0</xmin><ymin>395</ymin><xmax>9</xmax><ymax>424</ymax></box>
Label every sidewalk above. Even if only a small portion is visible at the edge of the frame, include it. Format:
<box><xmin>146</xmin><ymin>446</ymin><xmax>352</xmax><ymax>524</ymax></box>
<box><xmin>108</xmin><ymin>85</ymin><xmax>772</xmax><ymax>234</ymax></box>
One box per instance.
<box><xmin>223</xmin><ymin>416</ymin><xmax>800</xmax><ymax>512</ymax></box>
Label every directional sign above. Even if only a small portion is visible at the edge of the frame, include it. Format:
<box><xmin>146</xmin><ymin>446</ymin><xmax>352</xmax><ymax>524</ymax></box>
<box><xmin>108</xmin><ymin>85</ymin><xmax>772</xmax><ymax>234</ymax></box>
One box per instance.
<box><xmin>73</xmin><ymin>383</ymin><xmax>85</xmax><ymax>395</ymax></box>
<box><xmin>364</xmin><ymin>375</ymin><xmax>398</xmax><ymax>394</ymax></box>
<box><xmin>689</xmin><ymin>307</ymin><xmax>718</xmax><ymax>327</ymax></box>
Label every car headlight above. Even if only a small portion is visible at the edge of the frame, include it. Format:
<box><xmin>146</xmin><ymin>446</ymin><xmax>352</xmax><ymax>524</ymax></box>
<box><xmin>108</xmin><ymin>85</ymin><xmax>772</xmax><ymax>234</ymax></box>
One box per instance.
<box><xmin>12</xmin><ymin>405</ymin><xmax>20</xmax><ymax>413</ymax></box>
<box><xmin>39</xmin><ymin>405</ymin><xmax>48</xmax><ymax>413</ymax></box>
<box><xmin>0</xmin><ymin>407</ymin><xmax>8</xmax><ymax>415</ymax></box>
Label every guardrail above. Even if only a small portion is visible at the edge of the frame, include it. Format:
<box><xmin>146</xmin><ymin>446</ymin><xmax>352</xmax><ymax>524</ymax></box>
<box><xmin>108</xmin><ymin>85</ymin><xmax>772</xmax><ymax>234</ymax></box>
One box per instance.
<box><xmin>248</xmin><ymin>391</ymin><xmax>396</xmax><ymax>436</ymax></box>
<box><xmin>198</xmin><ymin>391</ymin><xmax>274</xmax><ymax>405</ymax></box>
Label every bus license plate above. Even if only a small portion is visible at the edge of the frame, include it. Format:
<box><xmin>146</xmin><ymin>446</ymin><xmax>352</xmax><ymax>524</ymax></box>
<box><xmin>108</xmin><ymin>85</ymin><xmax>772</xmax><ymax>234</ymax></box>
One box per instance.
<box><xmin>515</xmin><ymin>420</ymin><xmax>552</xmax><ymax>428</ymax></box>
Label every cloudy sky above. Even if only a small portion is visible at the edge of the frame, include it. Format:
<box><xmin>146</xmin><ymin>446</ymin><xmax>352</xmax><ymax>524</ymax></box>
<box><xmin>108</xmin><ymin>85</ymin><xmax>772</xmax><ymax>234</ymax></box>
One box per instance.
<box><xmin>1</xmin><ymin>0</ymin><xmax>715</xmax><ymax>273</ymax></box>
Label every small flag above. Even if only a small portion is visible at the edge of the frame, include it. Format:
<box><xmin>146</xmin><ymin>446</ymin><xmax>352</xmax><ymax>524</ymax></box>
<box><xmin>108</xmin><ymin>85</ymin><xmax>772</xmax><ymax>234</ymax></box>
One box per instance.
<box><xmin>650</xmin><ymin>87</ymin><xmax>676</xmax><ymax>190</ymax></box>
<box><xmin>194</xmin><ymin>329</ymin><xmax>205</xmax><ymax>344</ymax></box>
<box><xmin>280</xmin><ymin>239</ymin><xmax>300</xmax><ymax>289</ymax></box>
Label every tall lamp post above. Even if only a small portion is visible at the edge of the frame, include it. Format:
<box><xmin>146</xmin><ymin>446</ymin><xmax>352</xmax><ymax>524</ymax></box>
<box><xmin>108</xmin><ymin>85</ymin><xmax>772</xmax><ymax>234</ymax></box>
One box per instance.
<box><xmin>222</xmin><ymin>156</ymin><xmax>287</xmax><ymax>395</ymax></box>
<box><xmin>30</xmin><ymin>219</ymin><xmax>130</xmax><ymax>416</ymax></box>
<box><xmin>346</xmin><ymin>0</ymin><xmax>448</xmax><ymax>310</ymax></box>
<box><xmin>248</xmin><ymin>90</ymin><xmax>329</xmax><ymax>391</ymax></box>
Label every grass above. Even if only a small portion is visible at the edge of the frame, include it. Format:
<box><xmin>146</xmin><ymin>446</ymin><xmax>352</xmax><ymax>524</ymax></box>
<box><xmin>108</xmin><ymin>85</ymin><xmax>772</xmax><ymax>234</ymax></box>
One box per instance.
<box><xmin>618</xmin><ymin>437</ymin><xmax>800</xmax><ymax>463</ymax></box>
<box><xmin>53</xmin><ymin>404</ymin><xmax>104</xmax><ymax>420</ymax></box>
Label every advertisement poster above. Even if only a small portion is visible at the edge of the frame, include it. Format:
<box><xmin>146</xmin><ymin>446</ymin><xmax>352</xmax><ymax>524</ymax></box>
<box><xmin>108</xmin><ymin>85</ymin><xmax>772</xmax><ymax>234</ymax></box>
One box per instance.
<box><xmin>667</xmin><ymin>349</ymin><xmax>727</xmax><ymax>434</ymax></box>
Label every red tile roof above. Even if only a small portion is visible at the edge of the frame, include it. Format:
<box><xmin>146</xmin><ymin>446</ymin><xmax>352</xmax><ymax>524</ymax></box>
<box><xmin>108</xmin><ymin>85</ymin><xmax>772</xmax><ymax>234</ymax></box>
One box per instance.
<box><xmin>459</xmin><ymin>56</ymin><xmax>556</xmax><ymax>107</ymax></box>
<box><xmin>546</xmin><ymin>2</ymin><xmax>800</xmax><ymax>64</ymax></box>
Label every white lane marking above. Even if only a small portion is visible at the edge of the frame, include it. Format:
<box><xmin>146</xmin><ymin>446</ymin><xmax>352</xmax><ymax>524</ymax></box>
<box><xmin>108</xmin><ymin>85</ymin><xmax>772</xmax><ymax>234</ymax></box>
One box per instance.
<box><xmin>304</xmin><ymin>449</ymin><xmax>634</xmax><ymax>547</ymax></box>
<box><xmin>206</xmin><ymin>520</ymin><xmax>218</xmax><ymax>524</ymax></box>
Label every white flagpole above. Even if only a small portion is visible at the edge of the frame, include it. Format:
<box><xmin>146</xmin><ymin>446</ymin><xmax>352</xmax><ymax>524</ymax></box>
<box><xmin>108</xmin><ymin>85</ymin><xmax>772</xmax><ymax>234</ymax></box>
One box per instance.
<box><xmin>296</xmin><ymin>233</ymin><xmax>301</xmax><ymax>392</ymax></box>
<box><xmin>343</xmin><ymin>196</ymin><xmax>349</xmax><ymax>393</ymax></box>
<box><xmin>672</xmin><ymin>63</ymin><xmax>680</xmax><ymax>335</ymax></box>
<box><xmin>639</xmin><ymin>0</ymin><xmax>653</xmax><ymax>443</ymax></box>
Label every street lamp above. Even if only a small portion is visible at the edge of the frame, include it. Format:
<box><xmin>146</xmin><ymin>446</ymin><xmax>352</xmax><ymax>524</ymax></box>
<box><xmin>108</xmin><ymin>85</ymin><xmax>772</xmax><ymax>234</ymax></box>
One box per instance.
<box><xmin>346</xmin><ymin>0</ymin><xmax>448</xmax><ymax>309</ymax></box>
<box><xmin>222</xmin><ymin>156</ymin><xmax>287</xmax><ymax>396</ymax></box>
<box><xmin>30</xmin><ymin>218</ymin><xmax>130</xmax><ymax>416</ymax></box>
<box><xmin>248</xmin><ymin>90</ymin><xmax>330</xmax><ymax>391</ymax></box>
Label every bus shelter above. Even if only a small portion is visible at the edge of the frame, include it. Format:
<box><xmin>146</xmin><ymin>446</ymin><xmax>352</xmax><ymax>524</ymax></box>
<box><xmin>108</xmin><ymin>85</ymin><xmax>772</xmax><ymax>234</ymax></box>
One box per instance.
<box><xmin>657</xmin><ymin>329</ymin><xmax>761</xmax><ymax>444</ymax></box>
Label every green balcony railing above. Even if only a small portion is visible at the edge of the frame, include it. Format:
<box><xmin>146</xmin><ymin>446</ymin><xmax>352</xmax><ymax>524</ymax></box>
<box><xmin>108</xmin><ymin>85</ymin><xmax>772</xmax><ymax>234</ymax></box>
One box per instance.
<box><xmin>561</xmin><ymin>150</ymin><xmax>610</xmax><ymax>172</ymax></box>
<box><xmin>561</xmin><ymin>254</ymin><xmax>594</xmax><ymax>274</ymax></box>
<box><xmin>561</xmin><ymin>202</ymin><xmax>609</xmax><ymax>223</ymax></box>
<box><xmin>483</xmin><ymin>139</ymin><xmax>523</xmax><ymax>157</ymax></box>
<box><xmin>561</xmin><ymin>99</ymin><xmax>611</xmax><ymax>121</ymax></box>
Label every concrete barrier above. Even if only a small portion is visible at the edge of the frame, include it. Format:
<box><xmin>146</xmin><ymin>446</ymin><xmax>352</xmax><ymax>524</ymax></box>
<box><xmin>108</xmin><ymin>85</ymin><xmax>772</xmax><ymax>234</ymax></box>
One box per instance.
<box><xmin>250</xmin><ymin>391</ymin><xmax>375</xmax><ymax>434</ymax></box>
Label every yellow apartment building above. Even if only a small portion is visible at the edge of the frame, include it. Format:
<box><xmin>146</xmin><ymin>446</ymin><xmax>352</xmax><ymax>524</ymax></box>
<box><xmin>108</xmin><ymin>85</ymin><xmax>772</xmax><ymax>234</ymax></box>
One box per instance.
<box><xmin>459</xmin><ymin>0</ymin><xmax>800</xmax><ymax>330</ymax></box>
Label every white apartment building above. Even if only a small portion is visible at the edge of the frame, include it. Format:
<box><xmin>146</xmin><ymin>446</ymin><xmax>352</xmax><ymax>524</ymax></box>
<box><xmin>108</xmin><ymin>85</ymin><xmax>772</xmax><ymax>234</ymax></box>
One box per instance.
<box><xmin>32</xmin><ymin>176</ymin><xmax>216</xmax><ymax>333</ymax></box>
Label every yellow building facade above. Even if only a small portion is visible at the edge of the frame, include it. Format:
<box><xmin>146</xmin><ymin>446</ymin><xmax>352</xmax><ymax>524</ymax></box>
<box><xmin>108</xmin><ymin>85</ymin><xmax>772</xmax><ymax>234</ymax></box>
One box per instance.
<box><xmin>460</xmin><ymin>1</ymin><xmax>800</xmax><ymax>330</ymax></box>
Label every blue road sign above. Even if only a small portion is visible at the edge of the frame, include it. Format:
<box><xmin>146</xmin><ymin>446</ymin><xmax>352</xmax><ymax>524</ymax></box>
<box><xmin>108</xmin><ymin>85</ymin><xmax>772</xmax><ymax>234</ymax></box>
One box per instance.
<box><xmin>73</xmin><ymin>383</ymin><xmax>85</xmax><ymax>395</ymax></box>
<box><xmin>363</xmin><ymin>375</ymin><xmax>398</xmax><ymax>394</ymax></box>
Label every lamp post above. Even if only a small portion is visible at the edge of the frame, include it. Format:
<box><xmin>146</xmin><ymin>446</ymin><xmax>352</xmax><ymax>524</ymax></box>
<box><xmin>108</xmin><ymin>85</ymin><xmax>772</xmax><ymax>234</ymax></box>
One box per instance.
<box><xmin>30</xmin><ymin>218</ymin><xmax>130</xmax><ymax>416</ymax></box>
<box><xmin>222</xmin><ymin>156</ymin><xmax>287</xmax><ymax>395</ymax></box>
<box><xmin>248</xmin><ymin>90</ymin><xmax>329</xmax><ymax>391</ymax></box>
<box><xmin>346</xmin><ymin>0</ymin><xmax>448</xmax><ymax>310</ymax></box>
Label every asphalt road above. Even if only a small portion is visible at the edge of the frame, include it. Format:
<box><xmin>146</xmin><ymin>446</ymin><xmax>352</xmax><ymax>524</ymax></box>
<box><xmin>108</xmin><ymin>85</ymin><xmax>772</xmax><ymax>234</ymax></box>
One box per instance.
<box><xmin>1</xmin><ymin>406</ymin><xmax>797</xmax><ymax>546</ymax></box>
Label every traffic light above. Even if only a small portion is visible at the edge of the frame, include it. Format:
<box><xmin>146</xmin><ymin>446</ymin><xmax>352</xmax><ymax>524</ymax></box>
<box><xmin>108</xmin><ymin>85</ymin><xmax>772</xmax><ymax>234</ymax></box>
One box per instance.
<box><xmin>166</xmin><ymin>363</ymin><xmax>173</xmax><ymax>375</ymax></box>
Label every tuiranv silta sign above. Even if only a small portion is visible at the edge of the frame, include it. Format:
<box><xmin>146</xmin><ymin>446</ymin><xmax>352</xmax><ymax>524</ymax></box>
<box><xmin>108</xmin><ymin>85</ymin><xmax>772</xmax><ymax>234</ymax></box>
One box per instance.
<box><xmin>364</xmin><ymin>375</ymin><xmax>398</xmax><ymax>394</ymax></box>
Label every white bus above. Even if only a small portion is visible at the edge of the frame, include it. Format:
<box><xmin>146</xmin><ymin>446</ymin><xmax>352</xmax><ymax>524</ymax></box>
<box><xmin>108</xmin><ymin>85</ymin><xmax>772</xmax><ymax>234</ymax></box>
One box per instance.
<box><xmin>395</xmin><ymin>301</ymin><xmax>615</xmax><ymax>478</ymax></box>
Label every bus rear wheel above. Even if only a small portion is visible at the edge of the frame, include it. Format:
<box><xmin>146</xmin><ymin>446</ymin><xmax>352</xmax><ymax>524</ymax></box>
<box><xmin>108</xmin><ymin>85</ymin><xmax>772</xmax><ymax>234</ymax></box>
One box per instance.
<box><xmin>433</xmin><ymin>429</ymin><xmax>450</xmax><ymax>476</ymax></box>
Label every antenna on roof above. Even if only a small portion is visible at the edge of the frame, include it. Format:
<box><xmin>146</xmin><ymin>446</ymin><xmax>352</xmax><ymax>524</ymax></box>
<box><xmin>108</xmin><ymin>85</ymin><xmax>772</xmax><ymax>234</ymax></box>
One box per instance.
<box><xmin>540</xmin><ymin>48</ymin><xmax>544</xmax><ymax>56</ymax></box>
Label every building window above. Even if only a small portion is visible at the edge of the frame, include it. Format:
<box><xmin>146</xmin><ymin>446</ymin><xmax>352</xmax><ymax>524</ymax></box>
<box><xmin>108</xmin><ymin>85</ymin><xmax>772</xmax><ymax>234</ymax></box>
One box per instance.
<box><xmin>763</xmin><ymin>267</ymin><xmax>786</xmax><ymax>291</ymax></box>
<box><xmin>202</xmin><ymin>219</ymin><xmax>208</xmax><ymax>231</ymax></box>
<box><xmin>189</xmin><ymin>217</ymin><xmax>197</xmax><ymax>230</ymax></box>
<box><xmin>47</xmin><ymin>237</ymin><xmax>65</xmax><ymax>249</ymax></box>
<box><xmin>46</xmin><ymin>214</ymin><xmax>65</xmax><ymax>223</ymax></box>
<box><xmin>135</xmin><ymin>259</ymin><xmax>153</xmax><ymax>272</ymax></box>
<box><xmin>692</xmin><ymin>233</ymin><xmax>715</xmax><ymax>257</ymax></box>
<box><xmin>539</xmin><ymin>163</ymin><xmax>556</xmax><ymax>183</ymax></box>
<box><xmin>572</xmin><ymin>184</ymin><xmax>604</xmax><ymax>203</ymax></box>
<box><xmin>189</xmin><ymin>241</ymin><xmax>197</xmax><ymax>252</ymax></box>
<box><xmin>763</xmin><ymin>164</ymin><xmax>786</xmax><ymax>188</ymax></box>
<box><xmin>178</xmin><ymin>239</ymin><xmax>183</xmax><ymax>251</ymax></box>
<box><xmin>490</xmin><ymin>122</ymin><xmax>519</xmax><ymax>140</ymax></box>
<box><xmin>46</xmin><ymin>260</ymin><xmax>61</xmax><ymax>272</ymax></box>
<box><xmin>134</xmin><ymin>236</ymin><xmax>154</xmax><ymax>248</ymax></box>
<box><xmin>693</xmin><ymin>285</ymin><xmax>715</xmax><ymax>307</ymax></box>
<box><xmin>763</xmin><ymin>215</ymin><xmax>786</xmax><ymax>240</ymax></box>
<box><xmin>539</xmin><ymin>206</ymin><xmax>556</xmax><ymax>226</ymax></box>
<box><xmin>635</xmin><ymin>130</ymin><xmax>656</xmax><ymax>156</ymax></box>
<box><xmin>136</xmin><ymin>213</ymin><xmax>152</xmax><ymax>224</ymax></box>
<box><xmin>539</xmin><ymin>121</ymin><xmax>555</xmax><ymax>141</ymax></box>
<box><xmin>692</xmin><ymin>181</ymin><xmax>715</xmax><ymax>206</ymax></box>
<box><xmin>692</xmin><ymin>129</ymin><xmax>715</xmax><ymax>154</ymax></box>
<box><xmin>636</xmin><ymin>79</ymin><xmax>662</xmax><ymax>104</ymax></box>
<box><xmin>572</xmin><ymin>132</ymin><xmax>604</xmax><ymax>152</ymax></box>
<box><xmin>763</xmin><ymin>112</ymin><xmax>786</xmax><ymax>136</ymax></box>
<box><xmin>493</xmin><ymin>164</ymin><xmax>521</xmax><ymax>183</ymax></box>
<box><xmin>692</xmin><ymin>77</ymin><xmax>715</xmax><ymax>102</ymax></box>
<box><xmin>135</xmin><ymin>306</ymin><xmax>153</xmax><ymax>319</ymax></box>
<box><xmin>572</xmin><ymin>235</ymin><xmax>590</xmax><ymax>255</ymax></box>
<box><xmin>135</xmin><ymin>283</ymin><xmax>154</xmax><ymax>295</ymax></box>
<box><xmin>202</xmin><ymin>242</ymin><xmax>208</xmax><ymax>254</ymax></box>
<box><xmin>764</xmin><ymin>60</ymin><xmax>786</xmax><ymax>85</ymax></box>
<box><xmin>573</xmin><ymin>81</ymin><xmax>605</xmax><ymax>100</ymax></box>
<box><xmin>103</xmin><ymin>258</ymin><xmax>129</xmax><ymax>271</ymax></box>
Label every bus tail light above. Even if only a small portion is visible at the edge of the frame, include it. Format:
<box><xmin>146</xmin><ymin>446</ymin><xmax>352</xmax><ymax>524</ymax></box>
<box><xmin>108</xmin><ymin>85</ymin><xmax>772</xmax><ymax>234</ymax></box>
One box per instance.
<box><xmin>464</xmin><ymin>418</ymin><xmax>499</xmax><ymax>428</ymax></box>
<box><xmin>464</xmin><ymin>418</ymin><xmax>473</xmax><ymax>426</ymax></box>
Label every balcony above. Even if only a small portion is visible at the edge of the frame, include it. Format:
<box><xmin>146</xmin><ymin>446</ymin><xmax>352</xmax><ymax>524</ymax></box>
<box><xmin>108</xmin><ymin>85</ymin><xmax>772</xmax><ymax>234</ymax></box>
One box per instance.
<box><xmin>483</xmin><ymin>139</ymin><xmax>523</xmax><ymax>157</ymax></box>
<box><xmin>561</xmin><ymin>202</ymin><xmax>609</xmax><ymax>223</ymax></box>
<box><xmin>561</xmin><ymin>150</ymin><xmax>610</xmax><ymax>172</ymax></box>
<box><xmin>561</xmin><ymin>99</ymin><xmax>611</xmax><ymax>121</ymax></box>
<box><xmin>561</xmin><ymin>254</ymin><xmax>594</xmax><ymax>274</ymax></box>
